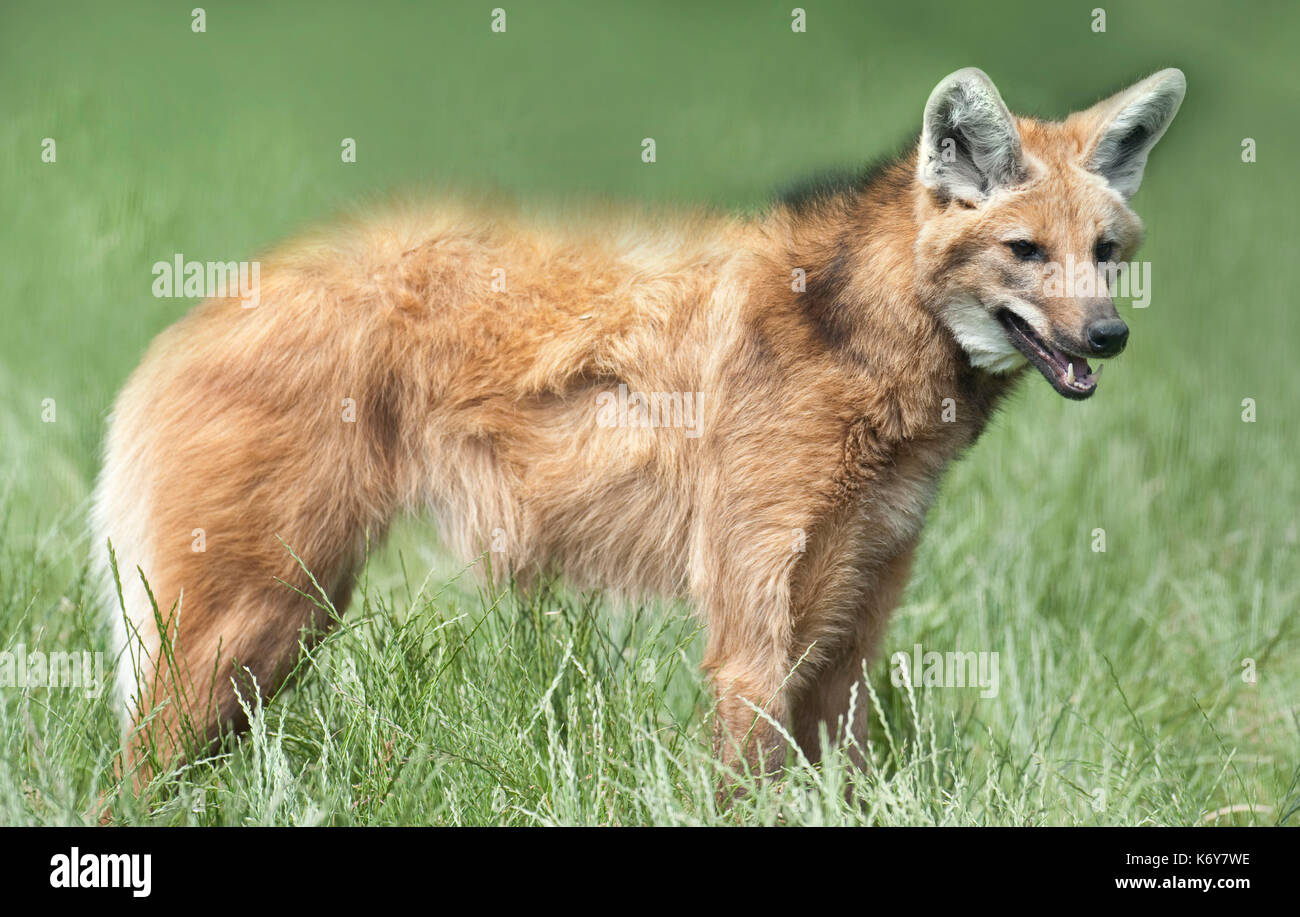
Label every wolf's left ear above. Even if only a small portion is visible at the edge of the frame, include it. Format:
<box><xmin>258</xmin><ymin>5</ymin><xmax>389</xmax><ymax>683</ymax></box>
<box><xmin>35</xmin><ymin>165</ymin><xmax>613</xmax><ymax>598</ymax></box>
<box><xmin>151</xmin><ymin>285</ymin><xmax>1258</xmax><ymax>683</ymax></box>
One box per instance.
<box><xmin>918</xmin><ymin>68</ymin><xmax>1026</xmax><ymax>203</ymax></box>
<box><xmin>1078</xmin><ymin>68</ymin><xmax>1186</xmax><ymax>199</ymax></box>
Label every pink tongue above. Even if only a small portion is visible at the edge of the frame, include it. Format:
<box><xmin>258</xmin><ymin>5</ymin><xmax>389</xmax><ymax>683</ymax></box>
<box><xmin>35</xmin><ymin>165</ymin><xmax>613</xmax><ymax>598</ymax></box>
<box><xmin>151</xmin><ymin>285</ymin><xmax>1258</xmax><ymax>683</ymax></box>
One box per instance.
<box><xmin>1069</xmin><ymin>356</ymin><xmax>1092</xmax><ymax>379</ymax></box>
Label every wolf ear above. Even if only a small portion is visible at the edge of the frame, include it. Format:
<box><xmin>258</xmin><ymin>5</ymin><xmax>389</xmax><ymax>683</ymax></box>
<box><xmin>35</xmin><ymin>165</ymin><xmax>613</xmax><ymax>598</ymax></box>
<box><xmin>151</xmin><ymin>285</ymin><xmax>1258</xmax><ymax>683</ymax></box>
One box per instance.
<box><xmin>918</xmin><ymin>68</ymin><xmax>1025</xmax><ymax>203</ymax></box>
<box><xmin>1078</xmin><ymin>68</ymin><xmax>1185</xmax><ymax>199</ymax></box>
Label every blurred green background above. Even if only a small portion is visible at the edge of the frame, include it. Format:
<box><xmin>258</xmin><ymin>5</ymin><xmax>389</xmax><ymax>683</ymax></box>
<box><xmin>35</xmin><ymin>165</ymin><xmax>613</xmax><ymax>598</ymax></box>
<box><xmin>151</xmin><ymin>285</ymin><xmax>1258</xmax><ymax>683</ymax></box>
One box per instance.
<box><xmin>2</xmin><ymin>0</ymin><xmax>1295</xmax><ymax>517</ymax></box>
<box><xmin>0</xmin><ymin>1</ymin><xmax>1296</xmax><ymax>824</ymax></box>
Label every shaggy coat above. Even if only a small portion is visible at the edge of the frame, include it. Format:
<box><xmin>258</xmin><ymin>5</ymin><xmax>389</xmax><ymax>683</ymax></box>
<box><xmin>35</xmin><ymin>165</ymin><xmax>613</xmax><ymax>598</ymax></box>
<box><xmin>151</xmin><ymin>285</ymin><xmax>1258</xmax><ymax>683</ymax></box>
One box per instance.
<box><xmin>94</xmin><ymin>68</ymin><xmax>1184</xmax><ymax>776</ymax></box>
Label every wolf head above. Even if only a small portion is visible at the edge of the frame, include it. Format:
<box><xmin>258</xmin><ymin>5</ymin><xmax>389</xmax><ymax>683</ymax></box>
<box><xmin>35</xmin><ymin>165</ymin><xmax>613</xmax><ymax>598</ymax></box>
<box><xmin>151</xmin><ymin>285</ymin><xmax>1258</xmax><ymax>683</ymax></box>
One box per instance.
<box><xmin>915</xmin><ymin>67</ymin><xmax>1185</xmax><ymax>399</ymax></box>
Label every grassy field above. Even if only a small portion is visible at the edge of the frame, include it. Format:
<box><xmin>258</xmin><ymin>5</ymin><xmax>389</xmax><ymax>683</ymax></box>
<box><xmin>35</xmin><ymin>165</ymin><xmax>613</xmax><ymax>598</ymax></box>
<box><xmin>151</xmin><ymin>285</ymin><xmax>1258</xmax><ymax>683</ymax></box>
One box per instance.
<box><xmin>1</xmin><ymin>0</ymin><xmax>1296</xmax><ymax>825</ymax></box>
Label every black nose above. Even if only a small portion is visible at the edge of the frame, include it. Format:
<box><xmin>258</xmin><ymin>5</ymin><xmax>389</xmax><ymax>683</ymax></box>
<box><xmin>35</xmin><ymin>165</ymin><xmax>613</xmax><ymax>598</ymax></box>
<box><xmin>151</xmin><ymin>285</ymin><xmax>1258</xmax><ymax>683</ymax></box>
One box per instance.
<box><xmin>1086</xmin><ymin>318</ymin><xmax>1129</xmax><ymax>357</ymax></box>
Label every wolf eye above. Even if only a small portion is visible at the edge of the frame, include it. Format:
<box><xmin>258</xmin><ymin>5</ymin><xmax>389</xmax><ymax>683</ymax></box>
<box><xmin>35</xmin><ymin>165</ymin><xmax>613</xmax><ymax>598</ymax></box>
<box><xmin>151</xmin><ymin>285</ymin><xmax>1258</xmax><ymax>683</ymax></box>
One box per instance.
<box><xmin>1006</xmin><ymin>240</ymin><xmax>1042</xmax><ymax>261</ymax></box>
<box><xmin>1095</xmin><ymin>241</ymin><xmax>1117</xmax><ymax>262</ymax></box>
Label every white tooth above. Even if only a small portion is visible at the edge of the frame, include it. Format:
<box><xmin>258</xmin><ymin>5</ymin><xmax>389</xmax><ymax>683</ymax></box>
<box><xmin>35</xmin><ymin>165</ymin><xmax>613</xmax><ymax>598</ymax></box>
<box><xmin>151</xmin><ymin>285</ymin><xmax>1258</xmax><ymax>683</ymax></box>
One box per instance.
<box><xmin>1094</xmin><ymin>363</ymin><xmax>1104</xmax><ymax>378</ymax></box>
<box><xmin>1066</xmin><ymin>363</ymin><xmax>1075</xmax><ymax>384</ymax></box>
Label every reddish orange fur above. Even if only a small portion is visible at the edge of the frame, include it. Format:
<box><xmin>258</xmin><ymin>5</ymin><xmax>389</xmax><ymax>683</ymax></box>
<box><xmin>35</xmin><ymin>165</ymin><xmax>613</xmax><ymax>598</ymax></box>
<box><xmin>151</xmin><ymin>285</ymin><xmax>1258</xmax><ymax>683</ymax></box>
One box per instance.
<box><xmin>94</xmin><ymin>69</ymin><xmax>1183</xmax><ymax>782</ymax></box>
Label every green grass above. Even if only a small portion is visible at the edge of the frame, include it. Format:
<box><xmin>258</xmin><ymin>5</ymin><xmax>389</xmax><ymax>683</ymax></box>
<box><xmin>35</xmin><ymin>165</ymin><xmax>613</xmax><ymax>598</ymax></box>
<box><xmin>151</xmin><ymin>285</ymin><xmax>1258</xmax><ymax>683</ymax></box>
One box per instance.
<box><xmin>1</xmin><ymin>0</ymin><xmax>1297</xmax><ymax>825</ymax></box>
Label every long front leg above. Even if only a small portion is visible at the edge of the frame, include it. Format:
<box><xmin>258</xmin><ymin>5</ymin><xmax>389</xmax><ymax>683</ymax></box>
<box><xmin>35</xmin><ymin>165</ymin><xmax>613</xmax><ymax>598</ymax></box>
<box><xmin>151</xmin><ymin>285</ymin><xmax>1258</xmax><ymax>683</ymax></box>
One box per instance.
<box><xmin>789</xmin><ymin>543</ymin><xmax>917</xmax><ymax>764</ymax></box>
<box><xmin>693</xmin><ymin>512</ymin><xmax>809</xmax><ymax>778</ymax></box>
<box><xmin>702</xmin><ymin>622</ymin><xmax>798</xmax><ymax>777</ymax></box>
<box><xmin>689</xmin><ymin>365</ymin><xmax>867</xmax><ymax>779</ymax></box>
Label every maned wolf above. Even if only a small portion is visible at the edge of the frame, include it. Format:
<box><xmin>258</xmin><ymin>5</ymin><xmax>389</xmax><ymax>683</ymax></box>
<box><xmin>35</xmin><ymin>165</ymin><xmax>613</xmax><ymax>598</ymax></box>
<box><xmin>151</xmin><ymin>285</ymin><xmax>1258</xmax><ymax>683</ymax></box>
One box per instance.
<box><xmin>95</xmin><ymin>67</ymin><xmax>1185</xmax><ymax>779</ymax></box>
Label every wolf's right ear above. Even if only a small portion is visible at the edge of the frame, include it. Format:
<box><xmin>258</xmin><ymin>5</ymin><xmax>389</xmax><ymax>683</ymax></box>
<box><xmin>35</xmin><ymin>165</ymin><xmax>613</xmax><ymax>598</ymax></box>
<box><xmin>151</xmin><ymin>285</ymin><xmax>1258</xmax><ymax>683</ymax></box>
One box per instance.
<box><xmin>1077</xmin><ymin>68</ymin><xmax>1186</xmax><ymax>200</ymax></box>
<box><xmin>918</xmin><ymin>68</ymin><xmax>1025</xmax><ymax>203</ymax></box>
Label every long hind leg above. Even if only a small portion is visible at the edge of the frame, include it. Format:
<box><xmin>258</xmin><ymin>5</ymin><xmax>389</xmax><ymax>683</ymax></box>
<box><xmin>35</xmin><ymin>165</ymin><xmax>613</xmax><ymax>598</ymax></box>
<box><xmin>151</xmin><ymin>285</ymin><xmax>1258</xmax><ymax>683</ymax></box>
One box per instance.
<box><xmin>126</xmin><ymin>554</ymin><xmax>361</xmax><ymax>772</ymax></box>
<box><xmin>96</xmin><ymin>359</ymin><xmax>403</xmax><ymax>783</ymax></box>
<box><xmin>119</xmin><ymin>467</ymin><xmax>385</xmax><ymax>782</ymax></box>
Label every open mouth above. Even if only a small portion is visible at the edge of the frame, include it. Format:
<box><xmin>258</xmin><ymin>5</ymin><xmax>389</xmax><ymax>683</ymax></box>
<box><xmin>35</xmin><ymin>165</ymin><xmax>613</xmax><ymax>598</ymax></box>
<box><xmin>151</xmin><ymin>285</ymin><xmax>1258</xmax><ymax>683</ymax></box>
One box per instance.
<box><xmin>996</xmin><ymin>309</ymin><xmax>1099</xmax><ymax>400</ymax></box>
